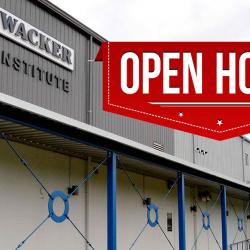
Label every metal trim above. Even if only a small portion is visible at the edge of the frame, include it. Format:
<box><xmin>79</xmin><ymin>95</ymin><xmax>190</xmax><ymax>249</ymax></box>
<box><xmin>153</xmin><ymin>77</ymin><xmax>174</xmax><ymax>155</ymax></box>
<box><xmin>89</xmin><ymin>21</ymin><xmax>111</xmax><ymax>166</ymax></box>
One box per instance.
<box><xmin>31</xmin><ymin>0</ymin><xmax>107</xmax><ymax>44</ymax></box>
<box><xmin>0</xmin><ymin>93</ymin><xmax>250</xmax><ymax>193</ymax></box>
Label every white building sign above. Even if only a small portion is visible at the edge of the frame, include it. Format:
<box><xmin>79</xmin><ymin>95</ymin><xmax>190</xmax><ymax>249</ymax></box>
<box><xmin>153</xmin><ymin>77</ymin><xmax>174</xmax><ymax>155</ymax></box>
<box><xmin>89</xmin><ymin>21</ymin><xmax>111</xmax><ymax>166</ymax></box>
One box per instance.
<box><xmin>0</xmin><ymin>7</ymin><xmax>75</xmax><ymax>71</ymax></box>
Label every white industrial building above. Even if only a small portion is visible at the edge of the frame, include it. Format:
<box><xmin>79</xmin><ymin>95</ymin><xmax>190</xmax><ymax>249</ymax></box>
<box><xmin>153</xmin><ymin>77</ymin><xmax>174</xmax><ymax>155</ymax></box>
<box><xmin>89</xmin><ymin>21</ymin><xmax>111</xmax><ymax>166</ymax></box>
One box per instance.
<box><xmin>0</xmin><ymin>1</ymin><xmax>249</xmax><ymax>250</ymax></box>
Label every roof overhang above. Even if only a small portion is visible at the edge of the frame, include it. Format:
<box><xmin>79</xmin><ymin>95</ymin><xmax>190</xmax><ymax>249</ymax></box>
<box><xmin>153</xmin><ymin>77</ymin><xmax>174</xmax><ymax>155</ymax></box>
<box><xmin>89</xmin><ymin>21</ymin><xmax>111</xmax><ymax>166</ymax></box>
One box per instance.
<box><xmin>0</xmin><ymin>93</ymin><xmax>249</xmax><ymax>196</ymax></box>
<box><xmin>32</xmin><ymin>0</ymin><xmax>107</xmax><ymax>44</ymax></box>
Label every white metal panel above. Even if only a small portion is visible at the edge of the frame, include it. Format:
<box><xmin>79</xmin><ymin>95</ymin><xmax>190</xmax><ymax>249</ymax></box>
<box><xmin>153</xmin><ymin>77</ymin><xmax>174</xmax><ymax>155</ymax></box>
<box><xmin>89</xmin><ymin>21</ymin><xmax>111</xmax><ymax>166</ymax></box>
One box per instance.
<box><xmin>243</xmin><ymin>139</ymin><xmax>250</xmax><ymax>184</ymax></box>
<box><xmin>174</xmin><ymin>130</ymin><xmax>194</xmax><ymax>163</ymax></box>
<box><xmin>194</xmin><ymin>136</ymin><xmax>243</xmax><ymax>181</ymax></box>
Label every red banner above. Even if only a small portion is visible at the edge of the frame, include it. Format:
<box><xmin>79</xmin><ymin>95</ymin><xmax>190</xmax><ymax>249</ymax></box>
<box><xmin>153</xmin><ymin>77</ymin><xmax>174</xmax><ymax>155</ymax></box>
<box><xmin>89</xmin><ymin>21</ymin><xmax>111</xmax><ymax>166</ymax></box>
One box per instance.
<box><xmin>96</xmin><ymin>42</ymin><xmax>250</xmax><ymax>140</ymax></box>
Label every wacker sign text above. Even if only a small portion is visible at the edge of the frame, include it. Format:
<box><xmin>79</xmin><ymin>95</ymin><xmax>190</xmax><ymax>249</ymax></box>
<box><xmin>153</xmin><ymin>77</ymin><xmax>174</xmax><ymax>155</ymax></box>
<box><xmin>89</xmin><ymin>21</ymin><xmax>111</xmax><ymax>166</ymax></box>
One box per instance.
<box><xmin>0</xmin><ymin>7</ymin><xmax>74</xmax><ymax>71</ymax></box>
<box><xmin>96</xmin><ymin>42</ymin><xmax>250</xmax><ymax>140</ymax></box>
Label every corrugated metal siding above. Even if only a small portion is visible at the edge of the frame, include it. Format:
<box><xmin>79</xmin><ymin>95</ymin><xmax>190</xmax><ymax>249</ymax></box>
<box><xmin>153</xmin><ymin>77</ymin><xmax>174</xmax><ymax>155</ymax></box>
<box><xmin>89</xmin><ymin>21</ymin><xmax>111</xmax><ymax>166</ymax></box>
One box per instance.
<box><xmin>243</xmin><ymin>139</ymin><xmax>250</xmax><ymax>184</ymax></box>
<box><xmin>90</xmin><ymin>42</ymin><xmax>175</xmax><ymax>155</ymax></box>
<box><xmin>194</xmin><ymin>136</ymin><xmax>243</xmax><ymax>181</ymax></box>
<box><xmin>0</xmin><ymin>0</ymin><xmax>88</xmax><ymax>122</ymax></box>
<box><xmin>174</xmin><ymin>132</ymin><xmax>245</xmax><ymax>181</ymax></box>
<box><xmin>174</xmin><ymin>130</ymin><xmax>194</xmax><ymax>162</ymax></box>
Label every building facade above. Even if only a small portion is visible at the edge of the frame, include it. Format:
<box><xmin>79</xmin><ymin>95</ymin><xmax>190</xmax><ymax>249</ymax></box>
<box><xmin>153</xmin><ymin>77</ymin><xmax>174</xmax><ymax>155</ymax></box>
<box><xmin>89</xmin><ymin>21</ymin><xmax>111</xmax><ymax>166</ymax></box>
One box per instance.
<box><xmin>0</xmin><ymin>0</ymin><xmax>249</xmax><ymax>250</ymax></box>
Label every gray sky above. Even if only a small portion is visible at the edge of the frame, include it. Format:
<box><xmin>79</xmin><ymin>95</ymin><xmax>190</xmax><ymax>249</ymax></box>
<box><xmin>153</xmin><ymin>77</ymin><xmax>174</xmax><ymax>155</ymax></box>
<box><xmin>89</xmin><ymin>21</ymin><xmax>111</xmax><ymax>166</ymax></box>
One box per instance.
<box><xmin>49</xmin><ymin>0</ymin><xmax>250</xmax><ymax>139</ymax></box>
<box><xmin>49</xmin><ymin>0</ymin><xmax>250</xmax><ymax>41</ymax></box>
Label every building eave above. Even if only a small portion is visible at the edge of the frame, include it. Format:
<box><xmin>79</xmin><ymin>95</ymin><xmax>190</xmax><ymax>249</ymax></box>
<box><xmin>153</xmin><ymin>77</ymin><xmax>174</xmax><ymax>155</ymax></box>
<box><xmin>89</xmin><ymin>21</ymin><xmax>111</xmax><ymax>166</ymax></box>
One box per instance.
<box><xmin>0</xmin><ymin>93</ymin><xmax>249</xmax><ymax>194</ymax></box>
<box><xmin>30</xmin><ymin>0</ymin><xmax>107</xmax><ymax>45</ymax></box>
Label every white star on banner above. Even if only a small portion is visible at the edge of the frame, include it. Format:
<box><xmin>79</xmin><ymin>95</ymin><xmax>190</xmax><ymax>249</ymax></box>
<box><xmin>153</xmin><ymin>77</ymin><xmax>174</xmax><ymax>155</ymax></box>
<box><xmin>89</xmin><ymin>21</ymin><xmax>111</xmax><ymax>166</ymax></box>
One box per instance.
<box><xmin>178</xmin><ymin>112</ymin><xmax>184</xmax><ymax>117</ymax></box>
<box><xmin>217</xmin><ymin>119</ymin><xmax>223</xmax><ymax>126</ymax></box>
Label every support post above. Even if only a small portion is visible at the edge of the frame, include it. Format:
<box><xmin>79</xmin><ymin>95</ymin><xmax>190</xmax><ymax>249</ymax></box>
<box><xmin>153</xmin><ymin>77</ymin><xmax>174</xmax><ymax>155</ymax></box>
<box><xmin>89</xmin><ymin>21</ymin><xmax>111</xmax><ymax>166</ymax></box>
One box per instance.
<box><xmin>221</xmin><ymin>185</ymin><xmax>228</xmax><ymax>250</ymax></box>
<box><xmin>107</xmin><ymin>151</ymin><xmax>117</xmax><ymax>250</ymax></box>
<box><xmin>178</xmin><ymin>172</ymin><xmax>186</xmax><ymax>250</ymax></box>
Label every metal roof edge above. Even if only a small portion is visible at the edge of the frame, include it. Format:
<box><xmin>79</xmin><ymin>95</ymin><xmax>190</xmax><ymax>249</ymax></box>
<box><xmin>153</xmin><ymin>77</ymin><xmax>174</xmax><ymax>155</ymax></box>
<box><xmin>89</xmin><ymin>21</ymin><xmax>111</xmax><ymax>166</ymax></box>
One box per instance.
<box><xmin>30</xmin><ymin>0</ymin><xmax>107</xmax><ymax>44</ymax></box>
<box><xmin>0</xmin><ymin>93</ymin><xmax>249</xmax><ymax>193</ymax></box>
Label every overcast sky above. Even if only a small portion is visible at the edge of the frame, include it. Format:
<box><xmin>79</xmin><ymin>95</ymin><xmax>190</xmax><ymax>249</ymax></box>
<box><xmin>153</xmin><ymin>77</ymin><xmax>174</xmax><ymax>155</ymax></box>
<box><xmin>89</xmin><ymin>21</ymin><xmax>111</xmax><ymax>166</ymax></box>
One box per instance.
<box><xmin>49</xmin><ymin>0</ymin><xmax>250</xmax><ymax>41</ymax></box>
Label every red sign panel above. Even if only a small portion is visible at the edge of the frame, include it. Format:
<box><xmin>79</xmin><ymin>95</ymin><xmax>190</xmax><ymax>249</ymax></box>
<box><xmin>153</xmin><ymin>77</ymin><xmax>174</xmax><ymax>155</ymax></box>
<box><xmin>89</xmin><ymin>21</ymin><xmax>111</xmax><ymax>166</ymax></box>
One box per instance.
<box><xmin>96</xmin><ymin>42</ymin><xmax>250</xmax><ymax>140</ymax></box>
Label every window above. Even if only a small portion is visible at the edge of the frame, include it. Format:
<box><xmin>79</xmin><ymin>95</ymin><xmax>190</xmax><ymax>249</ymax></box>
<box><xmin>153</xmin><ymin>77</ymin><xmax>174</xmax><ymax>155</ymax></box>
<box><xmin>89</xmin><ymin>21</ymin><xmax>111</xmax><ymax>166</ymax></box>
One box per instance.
<box><xmin>245</xmin><ymin>153</ymin><xmax>249</xmax><ymax>166</ymax></box>
<box><xmin>167</xmin><ymin>213</ymin><xmax>173</xmax><ymax>232</ymax></box>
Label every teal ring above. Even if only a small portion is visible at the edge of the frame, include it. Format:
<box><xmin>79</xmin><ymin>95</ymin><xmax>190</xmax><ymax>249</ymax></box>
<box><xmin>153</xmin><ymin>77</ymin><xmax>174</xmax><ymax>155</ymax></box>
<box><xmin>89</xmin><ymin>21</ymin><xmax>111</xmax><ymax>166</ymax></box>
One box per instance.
<box><xmin>48</xmin><ymin>190</ymin><xmax>69</xmax><ymax>223</ymax></box>
<box><xmin>147</xmin><ymin>204</ymin><xmax>159</xmax><ymax>227</ymax></box>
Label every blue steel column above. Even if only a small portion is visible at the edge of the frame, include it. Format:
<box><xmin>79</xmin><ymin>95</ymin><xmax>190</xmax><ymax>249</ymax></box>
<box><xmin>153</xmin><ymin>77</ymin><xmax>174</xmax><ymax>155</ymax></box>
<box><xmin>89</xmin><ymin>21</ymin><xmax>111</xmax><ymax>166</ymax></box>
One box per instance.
<box><xmin>178</xmin><ymin>172</ymin><xmax>186</xmax><ymax>250</ymax></box>
<box><xmin>220</xmin><ymin>185</ymin><xmax>228</xmax><ymax>250</ymax></box>
<box><xmin>107</xmin><ymin>151</ymin><xmax>117</xmax><ymax>250</ymax></box>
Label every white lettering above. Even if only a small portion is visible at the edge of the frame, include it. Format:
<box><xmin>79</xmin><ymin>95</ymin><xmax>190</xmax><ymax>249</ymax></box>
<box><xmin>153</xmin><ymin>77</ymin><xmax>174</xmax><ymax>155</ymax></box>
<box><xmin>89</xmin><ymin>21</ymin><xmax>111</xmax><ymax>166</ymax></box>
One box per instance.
<box><xmin>121</xmin><ymin>52</ymin><xmax>140</xmax><ymax>94</ymax></box>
